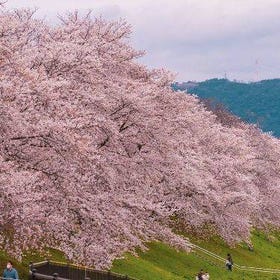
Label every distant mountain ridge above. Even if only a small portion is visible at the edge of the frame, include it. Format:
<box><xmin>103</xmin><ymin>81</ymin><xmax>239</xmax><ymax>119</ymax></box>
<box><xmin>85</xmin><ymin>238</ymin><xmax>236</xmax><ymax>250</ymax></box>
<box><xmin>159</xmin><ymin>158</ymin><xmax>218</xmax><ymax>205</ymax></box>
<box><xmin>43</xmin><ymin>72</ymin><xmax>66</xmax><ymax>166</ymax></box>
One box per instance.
<box><xmin>173</xmin><ymin>78</ymin><xmax>280</xmax><ymax>137</ymax></box>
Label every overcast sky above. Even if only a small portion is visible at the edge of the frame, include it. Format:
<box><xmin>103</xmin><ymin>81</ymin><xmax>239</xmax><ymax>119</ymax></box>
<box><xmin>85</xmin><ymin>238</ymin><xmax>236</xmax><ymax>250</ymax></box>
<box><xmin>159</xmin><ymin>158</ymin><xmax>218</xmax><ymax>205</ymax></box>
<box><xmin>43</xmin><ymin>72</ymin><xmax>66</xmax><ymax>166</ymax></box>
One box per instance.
<box><xmin>4</xmin><ymin>0</ymin><xmax>280</xmax><ymax>82</ymax></box>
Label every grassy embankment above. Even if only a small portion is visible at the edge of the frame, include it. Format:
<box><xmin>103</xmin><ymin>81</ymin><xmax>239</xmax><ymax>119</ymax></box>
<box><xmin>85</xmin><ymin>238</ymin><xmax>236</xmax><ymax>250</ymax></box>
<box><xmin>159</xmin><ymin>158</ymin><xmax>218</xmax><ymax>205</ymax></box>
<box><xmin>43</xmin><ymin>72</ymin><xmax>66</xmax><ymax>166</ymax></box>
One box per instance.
<box><xmin>1</xmin><ymin>230</ymin><xmax>280</xmax><ymax>280</ymax></box>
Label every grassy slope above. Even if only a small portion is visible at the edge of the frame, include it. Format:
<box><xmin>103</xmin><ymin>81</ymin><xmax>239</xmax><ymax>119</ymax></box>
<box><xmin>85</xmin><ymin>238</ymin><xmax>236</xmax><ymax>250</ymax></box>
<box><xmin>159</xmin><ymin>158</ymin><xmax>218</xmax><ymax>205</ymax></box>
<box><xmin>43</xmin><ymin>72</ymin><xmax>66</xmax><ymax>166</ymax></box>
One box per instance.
<box><xmin>1</xmin><ymin>231</ymin><xmax>280</xmax><ymax>280</ymax></box>
<box><xmin>112</xmin><ymin>231</ymin><xmax>280</xmax><ymax>280</ymax></box>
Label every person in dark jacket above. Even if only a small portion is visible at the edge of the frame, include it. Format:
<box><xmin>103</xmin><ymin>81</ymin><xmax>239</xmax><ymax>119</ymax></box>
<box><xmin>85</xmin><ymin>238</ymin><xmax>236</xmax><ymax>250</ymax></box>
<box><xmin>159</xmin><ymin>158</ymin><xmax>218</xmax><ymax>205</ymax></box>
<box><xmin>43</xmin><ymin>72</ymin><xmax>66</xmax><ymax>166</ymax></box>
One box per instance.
<box><xmin>3</xmin><ymin>261</ymin><xmax>19</xmax><ymax>279</ymax></box>
<box><xmin>226</xmin><ymin>253</ymin><xmax>233</xmax><ymax>271</ymax></box>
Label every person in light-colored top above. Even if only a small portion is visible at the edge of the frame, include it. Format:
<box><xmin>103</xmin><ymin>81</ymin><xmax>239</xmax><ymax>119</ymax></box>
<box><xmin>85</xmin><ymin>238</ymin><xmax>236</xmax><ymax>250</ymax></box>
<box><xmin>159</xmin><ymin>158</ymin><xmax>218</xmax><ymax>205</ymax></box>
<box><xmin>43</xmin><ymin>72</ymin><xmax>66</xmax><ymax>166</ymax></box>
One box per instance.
<box><xmin>203</xmin><ymin>271</ymin><xmax>210</xmax><ymax>280</ymax></box>
<box><xmin>196</xmin><ymin>269</ymin><xmax>204</xmax><ymax>280</ymax></box>
<box><xmin>226</xmin><ymin>253</ymin><xmax>233</xmax><ymax>271</ymax></box>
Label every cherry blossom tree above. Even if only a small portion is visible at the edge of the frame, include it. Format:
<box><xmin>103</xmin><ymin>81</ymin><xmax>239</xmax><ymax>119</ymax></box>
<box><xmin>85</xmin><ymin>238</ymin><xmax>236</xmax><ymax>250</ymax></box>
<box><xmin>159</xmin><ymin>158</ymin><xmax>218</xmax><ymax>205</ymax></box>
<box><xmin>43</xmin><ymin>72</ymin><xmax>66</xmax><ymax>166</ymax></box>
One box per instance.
<box><xmin>1</xmin><ymin>5</ymin><xmax>280</xmax><ymax>269</ymax></box>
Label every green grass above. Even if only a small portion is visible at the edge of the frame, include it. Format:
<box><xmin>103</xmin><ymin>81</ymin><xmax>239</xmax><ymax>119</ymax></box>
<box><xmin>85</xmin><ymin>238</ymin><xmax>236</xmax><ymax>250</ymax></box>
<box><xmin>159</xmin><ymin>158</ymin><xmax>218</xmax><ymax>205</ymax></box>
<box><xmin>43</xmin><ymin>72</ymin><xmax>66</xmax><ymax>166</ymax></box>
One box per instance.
<box><xmin>112</xmin><ymin>230</ymin><xmax>280</xmax><ymax>280</ymax></box>
<box><xmin>1</xmin><ymin>230</ymin><xmax>280</xmax><ymax>280</ymax></box>
<box><xmin>189</xmin><ymin>230</ymin><xmax>280</xmax><ymax>269</ymax></box>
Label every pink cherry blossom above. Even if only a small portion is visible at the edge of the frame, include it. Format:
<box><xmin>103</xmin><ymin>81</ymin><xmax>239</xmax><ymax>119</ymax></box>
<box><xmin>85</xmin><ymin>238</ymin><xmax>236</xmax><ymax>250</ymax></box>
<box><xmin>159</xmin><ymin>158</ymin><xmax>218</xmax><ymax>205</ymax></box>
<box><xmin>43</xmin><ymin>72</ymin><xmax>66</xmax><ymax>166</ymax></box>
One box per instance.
<box><xmin>1</xmin><ymin>6</ymin><xmax>280</xmax><ymax>269</ymax></box>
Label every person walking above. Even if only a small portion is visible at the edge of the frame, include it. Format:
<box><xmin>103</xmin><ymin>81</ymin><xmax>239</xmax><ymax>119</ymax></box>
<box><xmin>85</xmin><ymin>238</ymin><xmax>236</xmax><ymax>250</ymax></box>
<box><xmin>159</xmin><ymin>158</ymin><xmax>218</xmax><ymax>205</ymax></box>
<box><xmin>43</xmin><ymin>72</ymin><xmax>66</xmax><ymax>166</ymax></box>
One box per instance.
<box><xmin>196</xmin><ymin>269</ymin><xmax>204</xmax><ymax>280</ymax></box>
<box><xmin>3</xmin><ymin>261</ymin><xmax>19</xmax><ymax>279</ymax></box>
<box><xmin>226</xmin><ymin>253</ymin><xmax>233</xmax><ymax>271</ymax></box>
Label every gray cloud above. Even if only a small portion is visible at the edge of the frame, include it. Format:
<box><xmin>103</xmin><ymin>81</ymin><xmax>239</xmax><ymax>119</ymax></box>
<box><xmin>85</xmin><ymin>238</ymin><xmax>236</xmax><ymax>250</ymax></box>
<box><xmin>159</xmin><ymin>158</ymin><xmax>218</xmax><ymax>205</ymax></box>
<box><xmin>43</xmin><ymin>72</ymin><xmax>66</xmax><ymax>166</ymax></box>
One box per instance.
<box><xmin>4</xmin><ymin>0</ymin><xmax>280</xmax><ymax>81</ymax></box>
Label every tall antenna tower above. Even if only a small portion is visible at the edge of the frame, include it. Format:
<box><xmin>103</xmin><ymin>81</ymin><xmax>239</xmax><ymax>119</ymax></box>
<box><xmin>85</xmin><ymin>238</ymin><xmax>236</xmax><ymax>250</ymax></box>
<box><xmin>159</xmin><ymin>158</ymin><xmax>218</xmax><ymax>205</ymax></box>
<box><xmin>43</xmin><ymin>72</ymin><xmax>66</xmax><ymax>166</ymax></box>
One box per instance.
<box><xmin>255</xmin><ymin>59</ymin><xmax>259</xmax><ymax>81</ymax></box>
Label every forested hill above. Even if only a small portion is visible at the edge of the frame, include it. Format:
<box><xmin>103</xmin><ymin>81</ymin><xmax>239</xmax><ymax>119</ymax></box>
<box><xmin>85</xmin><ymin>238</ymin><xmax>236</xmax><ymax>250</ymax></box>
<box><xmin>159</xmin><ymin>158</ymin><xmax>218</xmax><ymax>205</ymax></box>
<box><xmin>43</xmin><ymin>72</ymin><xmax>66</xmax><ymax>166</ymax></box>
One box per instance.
<box><xmin>173</xmin><ymin>79</ymin><xmax>280</xmax><ymax>137</ymax></box>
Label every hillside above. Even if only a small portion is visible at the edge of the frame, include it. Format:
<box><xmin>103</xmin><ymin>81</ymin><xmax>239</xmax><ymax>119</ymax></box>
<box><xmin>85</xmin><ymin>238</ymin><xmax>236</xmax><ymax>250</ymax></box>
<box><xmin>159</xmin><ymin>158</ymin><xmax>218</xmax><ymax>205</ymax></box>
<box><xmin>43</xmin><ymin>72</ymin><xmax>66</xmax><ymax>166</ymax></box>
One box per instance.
<box><xmin>112</xmin><ymin>230</ymin><xmax>280</xmax><ymax>280</ymax></box>
<box><xmin>173</xmin><ymin>79</ymin><xmax>280</xmax><ymax>137</ymax></box>
<box><xmin>1</xmin><ymin>230</ymin><xmax>280</xmax><ymax>279</ymax></box>
<box><xmin>1</xmin><ymin>6</ymin><xmax>280</xmax><ymax>271</ymax></box>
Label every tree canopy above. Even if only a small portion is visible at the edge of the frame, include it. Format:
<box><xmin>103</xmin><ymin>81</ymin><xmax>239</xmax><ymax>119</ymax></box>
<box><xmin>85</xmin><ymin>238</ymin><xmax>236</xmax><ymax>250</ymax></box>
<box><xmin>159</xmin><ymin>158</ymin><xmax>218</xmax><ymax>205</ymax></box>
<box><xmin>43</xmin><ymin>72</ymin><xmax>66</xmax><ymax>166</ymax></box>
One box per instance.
<box><xmin>1</xmin><ymin>7</ymin><xmax>280</xmax><ymax>269</ymax></box>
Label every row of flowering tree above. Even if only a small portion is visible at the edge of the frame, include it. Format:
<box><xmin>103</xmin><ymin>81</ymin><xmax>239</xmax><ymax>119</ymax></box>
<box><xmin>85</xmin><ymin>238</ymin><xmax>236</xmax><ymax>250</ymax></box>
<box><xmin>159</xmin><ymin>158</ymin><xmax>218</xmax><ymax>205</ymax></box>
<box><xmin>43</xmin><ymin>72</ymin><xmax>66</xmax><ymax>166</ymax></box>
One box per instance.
<box><xmin>1</xmin><ymin>5</ymin><xmax>280</xmax><ymax>269</ymax></box>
